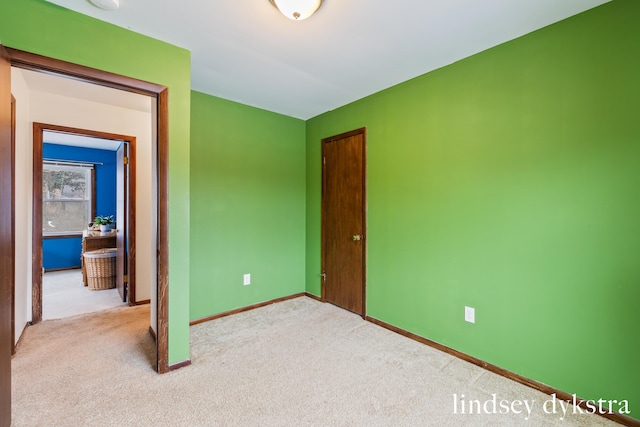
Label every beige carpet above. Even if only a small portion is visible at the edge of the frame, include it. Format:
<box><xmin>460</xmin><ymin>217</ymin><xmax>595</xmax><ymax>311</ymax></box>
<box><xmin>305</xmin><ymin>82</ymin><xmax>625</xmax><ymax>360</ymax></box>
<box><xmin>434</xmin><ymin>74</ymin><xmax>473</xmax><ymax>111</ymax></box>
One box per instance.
<box><xmin>12</xmin><ymin>297</ymin><xmax>620</xmax><ymax>426</ymax></box>
<box><xmin>43</xmin><ymin>269</ymin><xmax>126</xmax><ymax>320</ymax></box>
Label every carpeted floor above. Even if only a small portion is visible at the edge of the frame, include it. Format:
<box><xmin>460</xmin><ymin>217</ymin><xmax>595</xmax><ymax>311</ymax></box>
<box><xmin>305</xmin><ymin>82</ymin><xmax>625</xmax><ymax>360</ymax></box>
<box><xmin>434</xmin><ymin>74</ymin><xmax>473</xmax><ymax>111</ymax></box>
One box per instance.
<box><xmin>11</xmin><ymin>297</ymin><xmax>620</xmax><ymax>426</ymax></box>
<box><xmin>43</xmin><ymin>269</ymin><xmax>126</xmax><ymax>320</ymax></box>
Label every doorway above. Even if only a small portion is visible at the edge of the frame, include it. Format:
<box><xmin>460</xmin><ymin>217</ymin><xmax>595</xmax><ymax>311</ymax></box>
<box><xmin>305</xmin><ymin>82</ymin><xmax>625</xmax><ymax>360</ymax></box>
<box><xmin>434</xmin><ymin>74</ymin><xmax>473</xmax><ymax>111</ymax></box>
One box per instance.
<box><xmin>33</xmin><ymin>124</ymin><xmax>137</xmax><ymax>322</ymax></box>
<box><xmin>321</xmin><ymin>128</ymin><xmax>367</xmax><ymax>316</ymax></box>
<box><xmin>2</xmin><ymin>46</ymin><xmax>171</xmax><ymax>374</ymax></box>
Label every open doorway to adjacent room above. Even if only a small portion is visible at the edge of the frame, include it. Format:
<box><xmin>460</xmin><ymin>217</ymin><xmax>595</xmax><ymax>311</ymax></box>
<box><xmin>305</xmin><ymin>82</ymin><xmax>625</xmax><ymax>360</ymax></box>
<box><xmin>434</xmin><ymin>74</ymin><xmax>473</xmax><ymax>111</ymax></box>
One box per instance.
<box><xmin>7</xmin><ymin>53</ymin><xmax>166</xmax><ymax>369</ymax></box>
<box><xmin>36</xmin><ymin>128</ymin><xmax>135</xmax><ymax>320</ymax></box>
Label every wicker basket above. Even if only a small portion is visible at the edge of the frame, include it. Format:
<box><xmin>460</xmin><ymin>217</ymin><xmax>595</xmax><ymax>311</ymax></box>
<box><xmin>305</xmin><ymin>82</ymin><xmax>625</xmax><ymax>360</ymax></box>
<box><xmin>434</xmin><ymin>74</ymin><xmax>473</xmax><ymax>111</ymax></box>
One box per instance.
<box><xmin>84</xmin><ymin>248</ymin><xmax>117</xmax><ymax>290</ymax></box>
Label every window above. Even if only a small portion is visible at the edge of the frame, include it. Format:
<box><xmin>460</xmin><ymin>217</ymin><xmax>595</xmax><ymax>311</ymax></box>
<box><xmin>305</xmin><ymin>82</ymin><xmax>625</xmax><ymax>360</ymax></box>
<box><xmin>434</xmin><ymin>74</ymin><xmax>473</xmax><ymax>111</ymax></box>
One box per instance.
<box><xmin>43</xmin><ymin>162</ymin><xmax>94</xmax><ymax>236</ymax></box>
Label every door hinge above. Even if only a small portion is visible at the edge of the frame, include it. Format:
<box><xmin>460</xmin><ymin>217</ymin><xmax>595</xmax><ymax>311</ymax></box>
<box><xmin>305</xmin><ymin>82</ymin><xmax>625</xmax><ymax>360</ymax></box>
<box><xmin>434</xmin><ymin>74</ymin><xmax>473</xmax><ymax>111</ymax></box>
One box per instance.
<box><xmin>124</xmin><ymin>156</ymin><xmax>129</xmax><ymax>165</ymax></box>
<box><xmin>124</xmin><ymin>274</ymin><xmax>128</xmax><ymax>284</ymax></box>
<box><xmin>321</xmin><ymin>271</ymin><xmax>326</xmax><ymax>282</ymax></box>
<box><xmin>323</xmin><ymin>156</ymin><xmax>326</xmax><ymax>165</ymax></box>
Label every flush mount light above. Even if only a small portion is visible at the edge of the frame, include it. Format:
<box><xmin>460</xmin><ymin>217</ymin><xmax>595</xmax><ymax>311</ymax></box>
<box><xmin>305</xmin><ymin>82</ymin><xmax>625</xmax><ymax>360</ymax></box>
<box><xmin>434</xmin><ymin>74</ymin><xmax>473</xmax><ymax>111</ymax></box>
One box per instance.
<box><xmin>89</xmin><ymin>0</ymin><xmax>119</xmax><ymax>11</ymax></box>
<box><xmin>268</xmin><ymin>0</ymin><xmax>324</xmax><ymax>21</ymax></box>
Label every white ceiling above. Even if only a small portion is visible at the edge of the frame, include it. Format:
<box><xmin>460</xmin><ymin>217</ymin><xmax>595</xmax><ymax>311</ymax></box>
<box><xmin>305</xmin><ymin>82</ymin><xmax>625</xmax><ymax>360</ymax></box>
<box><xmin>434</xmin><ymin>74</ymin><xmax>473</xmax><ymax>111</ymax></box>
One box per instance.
<box><xmin>43</xmin><ymin>130</ymin><xmax>122</xmax><ymax>151</ymax></box>
<box><xmin>44</xmin><ymin>0</ymin><xmax>609</xmax><ymax>120</ymax></box>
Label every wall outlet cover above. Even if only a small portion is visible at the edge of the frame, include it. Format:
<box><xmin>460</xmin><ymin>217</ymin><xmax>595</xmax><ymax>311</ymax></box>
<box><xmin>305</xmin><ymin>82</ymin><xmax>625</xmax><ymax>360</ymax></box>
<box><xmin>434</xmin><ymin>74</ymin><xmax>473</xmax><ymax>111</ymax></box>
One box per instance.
<box><xmin>465</xmin><ymin>306</ymin><xmax>475</xmax><ymax>323</ymax></box>
<box><xmin>243</xmin><ymin>273</ymin><xmax>251</xmax><ymax>286</ymax></box>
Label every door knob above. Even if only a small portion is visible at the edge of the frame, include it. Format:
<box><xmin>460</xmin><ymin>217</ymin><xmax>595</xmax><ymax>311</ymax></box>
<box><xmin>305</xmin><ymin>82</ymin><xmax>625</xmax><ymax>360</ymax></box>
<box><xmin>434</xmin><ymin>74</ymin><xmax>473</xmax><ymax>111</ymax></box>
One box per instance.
<box><xmin>352</xmin><ymin>234</ymin><xmax>362</xmax><ymax>241</ymax></box>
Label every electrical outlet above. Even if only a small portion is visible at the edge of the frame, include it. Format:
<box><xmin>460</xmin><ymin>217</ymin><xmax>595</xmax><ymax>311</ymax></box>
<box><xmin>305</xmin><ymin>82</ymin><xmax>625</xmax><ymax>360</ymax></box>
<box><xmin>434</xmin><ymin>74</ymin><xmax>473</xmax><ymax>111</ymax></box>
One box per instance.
<box><xmin>243</xmin><ymin>274</ymin><xmax>251</xmax><ymax>286</ymax></box>
<box><xmin>465</xmin><ymin>306</ymin><xmax>475</xmax><ymax>323</ymax></box>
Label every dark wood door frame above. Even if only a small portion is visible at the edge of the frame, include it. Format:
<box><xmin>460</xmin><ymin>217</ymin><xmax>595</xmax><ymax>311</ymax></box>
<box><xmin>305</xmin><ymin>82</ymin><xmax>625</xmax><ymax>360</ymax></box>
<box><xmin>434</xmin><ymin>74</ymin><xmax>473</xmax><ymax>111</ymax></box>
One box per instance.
<box><xmin>0</xmin><ymin>44</ymin><xmax>13</xmax><ymax>427</ymax></box>
<box><xmin>321</xmin><ymin>127</ymin><xmax>367</xmax><ymax>318</ymax></box>
<box><xmin>5</xmin><ymin>47</ymin><xmax>172</xmax><ymax>374</ymax></box>
<box><xmin>32</xmin><ymin>123</ymin><xmax>137</xmax><ymax>321</ymax></box>
<box><xmin>116</xmin><ymin>142</ymin><xmax>129</xmax><ymax>303</ymax></box>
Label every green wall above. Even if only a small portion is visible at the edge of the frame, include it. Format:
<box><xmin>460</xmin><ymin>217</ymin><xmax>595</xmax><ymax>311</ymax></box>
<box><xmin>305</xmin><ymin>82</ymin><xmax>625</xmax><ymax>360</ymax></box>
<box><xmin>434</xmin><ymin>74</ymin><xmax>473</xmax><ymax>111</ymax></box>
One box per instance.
<box><xmin>190</xmin><ymin>91</ymin><xmax>306</xmax><ymax>320</ymax></box>
<box><xmin>0</xmin><ymin>0</ymin><xmax>191</xmax><ymax>364</ymax></box>
<box><xmin>4</xmin><ymin>0</ymin><xmax>639</xmax><ymax>417</ymax></box>
<box><xmin>306</xmin><ymin>0</ymin><xmax>639</xmax><ymax>417</ymax></box>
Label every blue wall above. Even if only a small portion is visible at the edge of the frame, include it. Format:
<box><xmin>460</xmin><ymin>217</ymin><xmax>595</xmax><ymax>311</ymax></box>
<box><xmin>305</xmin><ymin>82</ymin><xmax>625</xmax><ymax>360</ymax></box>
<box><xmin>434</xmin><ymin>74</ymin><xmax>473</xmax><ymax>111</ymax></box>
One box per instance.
<box><xmin>43</xmin><ymin>237</ymin><xmax>83</xmax><ymax>270</ymax></box>
<box><xmin>43</xmin><ymin>143</ymin><xmax>117</xmax><ymax>270</ymax></box>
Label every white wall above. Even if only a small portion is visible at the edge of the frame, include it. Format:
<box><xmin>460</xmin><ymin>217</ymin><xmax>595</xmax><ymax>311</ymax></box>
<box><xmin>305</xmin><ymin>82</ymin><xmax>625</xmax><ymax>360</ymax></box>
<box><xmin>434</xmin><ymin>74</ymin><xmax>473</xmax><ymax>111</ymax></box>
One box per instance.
<box><xmin>11</xmin><ymin>67</ymin><xmax>33</xmax><ymax>344</ymax></box>
<box><xmin>11</xmin><ymin>68</ymin><xmax>156</xmax><ymax>344</ymax></box>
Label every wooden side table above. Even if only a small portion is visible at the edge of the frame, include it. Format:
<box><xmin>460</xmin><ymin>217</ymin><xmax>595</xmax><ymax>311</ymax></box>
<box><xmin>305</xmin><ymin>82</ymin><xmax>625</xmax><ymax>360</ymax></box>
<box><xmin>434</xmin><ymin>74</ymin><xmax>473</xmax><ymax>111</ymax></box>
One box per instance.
<box><xmin>81</xmin><ymin>230</ymin><xmax>116</xmax><ymax>286</ymax></box>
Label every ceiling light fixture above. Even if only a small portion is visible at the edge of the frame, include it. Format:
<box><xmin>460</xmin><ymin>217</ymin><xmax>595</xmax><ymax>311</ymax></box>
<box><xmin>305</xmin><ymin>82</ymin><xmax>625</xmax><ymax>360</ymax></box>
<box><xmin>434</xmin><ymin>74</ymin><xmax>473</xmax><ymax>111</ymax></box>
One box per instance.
<box><xmin>89</xmin><ymin>0</ymin><xmax>120</xmax><ymax>11</ymax></box>
<box><xmin>268</xmin><ymin>0</ymin><xmax>323</xmax><ymax>21</ymax></box>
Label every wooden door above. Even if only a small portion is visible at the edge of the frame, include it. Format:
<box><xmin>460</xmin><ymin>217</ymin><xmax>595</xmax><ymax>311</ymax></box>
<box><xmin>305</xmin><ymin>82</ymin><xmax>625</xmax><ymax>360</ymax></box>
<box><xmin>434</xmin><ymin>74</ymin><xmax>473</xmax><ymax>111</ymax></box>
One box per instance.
<box><xmin>116</xmin><ymin>143</ymin><xmax>127</xmax><ymax>302</ymax></box>
<box><xmin>0</xmin><ymin>43</ymin><xmax>14</xmax><ymax>427</ymax></box>
<box><xmin>322</xmin><ymin>128</ymin><xmax>366</xmax><ymax>316</ymax></box>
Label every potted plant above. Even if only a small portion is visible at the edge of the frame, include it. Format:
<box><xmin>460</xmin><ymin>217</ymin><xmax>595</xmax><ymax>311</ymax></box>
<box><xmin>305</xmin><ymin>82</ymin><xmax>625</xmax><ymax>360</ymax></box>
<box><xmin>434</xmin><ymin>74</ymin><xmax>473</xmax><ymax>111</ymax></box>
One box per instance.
<box><xmin>92</xmin><ymin>215</ymin><xmax>114</xmax><ymax>232</ymax></box>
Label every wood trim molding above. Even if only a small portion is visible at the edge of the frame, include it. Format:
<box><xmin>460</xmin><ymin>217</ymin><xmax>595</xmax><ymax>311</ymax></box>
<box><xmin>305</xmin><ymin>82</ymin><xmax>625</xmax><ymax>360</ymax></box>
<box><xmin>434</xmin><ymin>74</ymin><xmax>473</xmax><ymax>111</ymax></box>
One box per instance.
<box><xmin>360</xmin><ymin>127</ymin><xmax>367</xmax><ymax>319</ymax></box>
<box><xmin>304</xmin><ymin>292</ymin><xmax>322</xmax><ymax>302</ymax></box>
<box><xmin>167</xmin><ymin>359</ymin><xmax>191</xmax><ymax>372</ymax></box>
<box><xmin>1</xmin><ymin>44</ymin><xmax>11</xmax><ymax>426</ymax></box>
<box><xmin>320</xmin><ymin>140</ymin><xmax>326</xmax><ymax>304</ymax></box>
<box><xmin>127</xmin><ymin>139</ymin><xmax>137</xmax><ymax>306</ymax></box>
<box><xmin>156</xmin><ymin>88</ymin><xmax>170</xmax><ymax>373</ymax></box>
<box><xmin>321</xmin><ymin>127</ymin><xmax>367</xmax><ymax>144</ymax></box>
<box><xmin>135</xmin><ymin>299</ymin><xmax>151</xmax><ymax>306</ymax></box>
<box><xmin>31</xmin><ymin>124</ymin><xmax>43</xmax><ymax>324</ymax></box>
<box><xmin>7</xmin><ymin>47</ymin><xmax>164</xmax><ymax>96</ymax></box>
<box><xmin>365</xmin><ymin>316</ymin><xmax>639</xmax><ymax>427</ymax></box>
<box><xmin>190</xmin><ymin>293</ymin><xmax>306</xmax><ymax>326</ymax></box>
<box><xmin>34</xmin><ymin>122</ymin><xmax>136</xmax><ymax>141</ymax></box>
